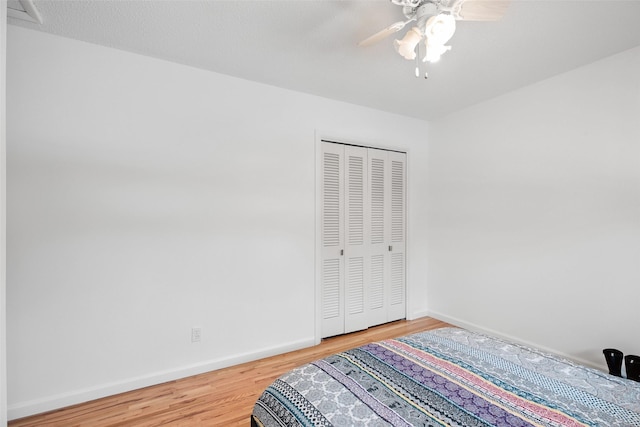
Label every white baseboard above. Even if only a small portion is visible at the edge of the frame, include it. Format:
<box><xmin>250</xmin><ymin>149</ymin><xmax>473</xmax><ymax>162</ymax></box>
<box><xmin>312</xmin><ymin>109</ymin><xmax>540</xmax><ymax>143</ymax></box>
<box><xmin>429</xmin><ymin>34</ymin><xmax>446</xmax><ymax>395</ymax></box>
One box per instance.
<box><xmin>427</xmin><ymin>310</ymin><xmax>602</xmax><ymax>371</ymax></box>
<box><xmin>8</xmin><ymin>337</ymin><xmax>316</xmax><ymax>421</ymax></box>
<box><xmin>407</xmin><ymin>309</ymin><xmax>430</xmax><ymax>321</ymax></box>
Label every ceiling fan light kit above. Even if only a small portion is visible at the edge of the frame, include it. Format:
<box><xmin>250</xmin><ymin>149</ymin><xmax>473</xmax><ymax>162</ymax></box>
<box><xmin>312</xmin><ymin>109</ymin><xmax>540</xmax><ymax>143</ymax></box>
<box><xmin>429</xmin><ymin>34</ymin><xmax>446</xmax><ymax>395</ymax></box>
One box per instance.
<box><xmin>394</xmin><ymin>27</ymin><xmax>423</xmax><ymax>60</ymax></box>
<box><xmin>361</xmin><ymin>0</ymin><xmax>511</xmax><ymax>77</ymax></box>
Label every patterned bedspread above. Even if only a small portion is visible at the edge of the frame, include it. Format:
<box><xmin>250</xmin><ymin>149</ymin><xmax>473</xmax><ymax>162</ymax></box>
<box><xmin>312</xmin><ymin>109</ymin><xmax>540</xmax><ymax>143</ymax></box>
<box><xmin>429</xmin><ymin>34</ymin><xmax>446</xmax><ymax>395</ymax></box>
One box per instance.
<box><xmin>252</xmin><ymin>327</ymin><xmax>640</xmax><ymax>426</ymax></box>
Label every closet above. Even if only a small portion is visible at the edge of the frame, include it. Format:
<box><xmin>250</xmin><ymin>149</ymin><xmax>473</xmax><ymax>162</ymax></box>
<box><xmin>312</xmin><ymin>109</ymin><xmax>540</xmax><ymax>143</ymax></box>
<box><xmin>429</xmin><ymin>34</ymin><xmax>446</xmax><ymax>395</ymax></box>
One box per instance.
<box><xmin>320</xmin><ymin>141</ymin><xmax>406</xmax><ymax>338</ymax></box>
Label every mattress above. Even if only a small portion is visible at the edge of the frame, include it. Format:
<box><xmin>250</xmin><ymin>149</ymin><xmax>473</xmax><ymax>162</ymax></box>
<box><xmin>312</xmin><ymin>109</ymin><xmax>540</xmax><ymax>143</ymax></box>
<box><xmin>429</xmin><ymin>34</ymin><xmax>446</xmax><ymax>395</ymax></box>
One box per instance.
<box><xmin>251</xmin><ymin>327</ymin><xmax>640</xmax><ymax>426</ymax></box>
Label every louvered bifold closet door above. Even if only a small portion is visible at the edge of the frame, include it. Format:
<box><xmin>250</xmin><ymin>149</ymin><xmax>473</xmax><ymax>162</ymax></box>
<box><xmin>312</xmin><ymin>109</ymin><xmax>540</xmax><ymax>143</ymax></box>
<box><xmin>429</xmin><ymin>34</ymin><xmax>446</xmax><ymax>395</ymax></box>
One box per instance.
<box><xmin>367</xmin><ymin>148</ymin><xmax>389</xmax><ymax>327</ymax></box>
<box><xmin>320</xmin><ymin>143</ymin><xmax>345</xmax><ymax>338</ymax></box>
<box><xmin>387</xmin><ymin>151</ymin><xmax>406</xmax><ymax>322</ymax></box>
<box><xmin>320</xmin><ymin>142</ymin><xmax>406</xmax><ymax>338</ymax></box>
<box><xmin>343</xmin><ymin>145</ymin><xmax>369</xmax><ymax>334</ymax></box>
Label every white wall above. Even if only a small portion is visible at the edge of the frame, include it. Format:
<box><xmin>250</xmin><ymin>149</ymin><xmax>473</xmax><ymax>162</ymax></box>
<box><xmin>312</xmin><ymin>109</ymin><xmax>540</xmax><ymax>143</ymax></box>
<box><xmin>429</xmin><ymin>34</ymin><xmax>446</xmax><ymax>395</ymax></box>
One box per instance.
<box><xmin>1</xmin><ymin>2</ymin><xmax>9</xmax><ymax>426</ymax></box>
<box><xmin>5</xmin><ymin>26</ymin><xmax>430</xmax><ymax>419</ymax></box>
<box><xmin>427</xmin><ymin>46</ymin><xmax>640</xmax><ymax>369</ymax></box>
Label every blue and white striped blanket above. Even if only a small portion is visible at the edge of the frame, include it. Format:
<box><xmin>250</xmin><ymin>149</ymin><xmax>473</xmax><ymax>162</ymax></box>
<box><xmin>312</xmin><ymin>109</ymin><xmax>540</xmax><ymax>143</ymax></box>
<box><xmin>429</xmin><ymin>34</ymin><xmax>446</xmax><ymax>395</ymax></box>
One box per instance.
<box><xmin>252</xmin><ymin>327</ymin><xmax>640</xmax><ymax>426</ymax></box>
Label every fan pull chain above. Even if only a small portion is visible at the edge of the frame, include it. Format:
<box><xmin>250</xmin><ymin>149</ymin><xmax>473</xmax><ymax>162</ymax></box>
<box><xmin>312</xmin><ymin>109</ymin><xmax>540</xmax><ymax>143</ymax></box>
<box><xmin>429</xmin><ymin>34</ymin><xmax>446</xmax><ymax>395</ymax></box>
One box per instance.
<box><xmin>415</xmin><ymin>42</ymin><xmax>428</xmax><ymax>79</ymax></box>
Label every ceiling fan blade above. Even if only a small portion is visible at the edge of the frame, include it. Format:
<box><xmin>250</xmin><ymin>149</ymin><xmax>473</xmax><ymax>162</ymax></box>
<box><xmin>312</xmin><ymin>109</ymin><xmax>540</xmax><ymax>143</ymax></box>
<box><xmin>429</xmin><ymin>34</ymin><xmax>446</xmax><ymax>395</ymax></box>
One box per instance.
<box><xmin>453</xmin><ymin>0</ymin><xmax>511</xmax><ymax>21</ymax></box>
<box><xmin>358</xmin><ymin>20</ymin><xmax>412</xmax><ymax>47</ymax></box>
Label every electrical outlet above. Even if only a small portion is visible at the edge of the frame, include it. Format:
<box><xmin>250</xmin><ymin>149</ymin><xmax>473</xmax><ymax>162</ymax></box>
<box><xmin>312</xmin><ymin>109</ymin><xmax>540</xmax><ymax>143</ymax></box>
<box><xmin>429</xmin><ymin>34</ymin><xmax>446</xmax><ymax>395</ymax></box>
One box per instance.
<box><xmin>191</xmin><ymin>327</ymin><xmax>201</xmax><ymax>343</ymax></box>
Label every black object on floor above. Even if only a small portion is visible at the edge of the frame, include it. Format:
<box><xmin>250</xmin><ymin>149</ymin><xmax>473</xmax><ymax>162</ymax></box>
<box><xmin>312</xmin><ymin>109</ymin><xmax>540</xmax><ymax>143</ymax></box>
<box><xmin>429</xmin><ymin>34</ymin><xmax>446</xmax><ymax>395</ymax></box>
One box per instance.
<box><xmin>625</xmin><ymin>354</ymin><xmax>640</xmax><ymax>382</ymax></box>
<box><xmin>603</xmin><ymin>348</ymin><xmax>624</xmax><ymax>377</ymax></box>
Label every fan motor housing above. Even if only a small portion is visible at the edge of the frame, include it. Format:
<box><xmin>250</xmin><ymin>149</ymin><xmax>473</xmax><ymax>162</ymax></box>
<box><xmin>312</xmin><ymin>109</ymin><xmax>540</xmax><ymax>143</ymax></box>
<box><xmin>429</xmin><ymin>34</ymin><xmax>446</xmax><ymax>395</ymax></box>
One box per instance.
<box><xmin>404</xmin><ymin>2</ymin><xmax>439</xmax><ymax>21</ymax></box>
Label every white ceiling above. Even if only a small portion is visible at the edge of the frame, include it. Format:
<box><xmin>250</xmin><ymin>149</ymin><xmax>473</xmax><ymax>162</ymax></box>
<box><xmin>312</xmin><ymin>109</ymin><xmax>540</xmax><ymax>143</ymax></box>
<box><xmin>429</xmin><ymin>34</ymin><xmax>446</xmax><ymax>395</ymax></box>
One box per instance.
<box><xmin>7</xmin><ymin>0</ymin><xmax>640</xmax><ymax>121</ymax></box>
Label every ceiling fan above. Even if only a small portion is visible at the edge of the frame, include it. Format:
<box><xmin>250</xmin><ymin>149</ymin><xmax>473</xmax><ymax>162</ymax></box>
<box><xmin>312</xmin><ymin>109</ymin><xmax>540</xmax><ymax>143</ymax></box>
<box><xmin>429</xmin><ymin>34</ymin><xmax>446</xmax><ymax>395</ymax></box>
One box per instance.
<box><xmin>359</xmin><ymin>0</ymin><xmax>511</xmax><ymax>77</ymax></box>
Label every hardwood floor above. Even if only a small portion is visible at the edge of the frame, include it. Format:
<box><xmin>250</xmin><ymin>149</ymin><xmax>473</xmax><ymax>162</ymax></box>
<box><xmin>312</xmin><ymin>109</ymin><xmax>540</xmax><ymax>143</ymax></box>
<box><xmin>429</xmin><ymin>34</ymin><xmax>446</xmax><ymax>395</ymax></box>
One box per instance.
<box><xmin>9</xmin><ymin>317</ymin><xmax>450</xmax><ymax>427</ymax></box>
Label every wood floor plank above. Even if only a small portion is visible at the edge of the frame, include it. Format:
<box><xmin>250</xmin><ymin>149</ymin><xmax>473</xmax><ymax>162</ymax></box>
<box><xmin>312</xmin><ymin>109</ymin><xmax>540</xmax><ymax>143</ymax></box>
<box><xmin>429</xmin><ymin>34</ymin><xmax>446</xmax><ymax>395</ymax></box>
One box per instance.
<box><xmin>9</xmin><ymin>317</ymin><xmax>450</xmax><ymax>426</ymax></box>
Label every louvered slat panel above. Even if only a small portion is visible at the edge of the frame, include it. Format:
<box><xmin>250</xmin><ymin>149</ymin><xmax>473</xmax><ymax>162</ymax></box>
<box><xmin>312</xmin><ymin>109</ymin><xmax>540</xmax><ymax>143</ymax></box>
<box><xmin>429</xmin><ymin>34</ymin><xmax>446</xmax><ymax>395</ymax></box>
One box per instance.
<box><xmin>391</xmin><ymin>160</ymin><xmax>404</xmax><ymax>243</ymax></box>
<box><xmin>323</xmin><ymin>152</ymin><xmax>340</xmax><ymax>247</ymax></box>
<box><xmin>370</xmin><ymin>254</ymin><xmax>384</xmax><ymax>310</ymax></box>
<box><xmin>346</xmin><ymin>257</ymin><xmax>364</xmax><ymax>315</ymax></box>
<box><xmin>370</xmin><ymin>158</ymin><xmax>385</xmax><ymax>244</ymax></box>
<box><xmin>322</xmin><ymin>258</ymin><xmax>341</xmax><ymax>319</ymax></box>
<box><xmin>390</xmin><ymin>253</ymin><xmax>404</xmax><ymax>305</ymax></box>
<box><xmin>348</xmin><ymin>155</ymin><xmax>364</xmax><ymax>245</ymax></box>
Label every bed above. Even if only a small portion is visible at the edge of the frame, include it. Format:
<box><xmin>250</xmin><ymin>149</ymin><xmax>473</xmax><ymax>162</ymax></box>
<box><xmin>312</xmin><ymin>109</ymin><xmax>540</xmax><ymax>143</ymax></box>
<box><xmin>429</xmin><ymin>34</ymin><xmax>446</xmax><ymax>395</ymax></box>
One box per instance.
<box><xmin>251</xmin><ymin>327</ymin><xmax>640</xmax><ymax>426</ymax></box>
